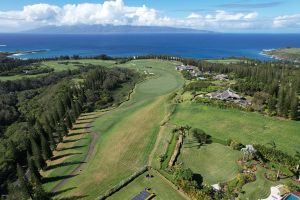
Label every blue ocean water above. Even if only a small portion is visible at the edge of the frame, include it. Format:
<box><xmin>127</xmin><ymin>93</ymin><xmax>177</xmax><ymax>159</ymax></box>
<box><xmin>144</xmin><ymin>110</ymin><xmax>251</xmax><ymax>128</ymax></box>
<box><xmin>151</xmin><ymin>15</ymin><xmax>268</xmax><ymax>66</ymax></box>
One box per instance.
<box><xmin>0</xmin><ymin>33</ymin><xmax>300</xmax><ymax>60</ymax></box>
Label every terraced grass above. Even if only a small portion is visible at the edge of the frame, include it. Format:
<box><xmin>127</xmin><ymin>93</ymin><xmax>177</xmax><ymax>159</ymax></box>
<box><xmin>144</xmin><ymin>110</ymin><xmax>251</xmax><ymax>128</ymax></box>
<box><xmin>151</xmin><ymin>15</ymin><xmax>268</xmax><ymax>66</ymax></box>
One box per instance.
<box><xmin>108</xmin><ymin>170</ymin><xmax>186</xmax><ymax>200</ymax></box>
<box><xmin>239</xmin><ymin>166</ymin><xmax>291</xmax><ymax>200</ymax></box>
<box><xmin>41</xmin><ymin>111</ymin><xmax>104</xmax><ymax>191</ymax></box>
<box><xmin>179</xmin><ymin>140</ymin><xmax>241</xmax><ymax>184</ymax></box>
<box><xmin>171</xmin><ymin>103</ymin><xmax>300</xmax><ymax>155</ymax></box>
<box><xmin>46</xmin><ymin>59</ymin><xmax>184</xmax><ymax>199</ymax></box>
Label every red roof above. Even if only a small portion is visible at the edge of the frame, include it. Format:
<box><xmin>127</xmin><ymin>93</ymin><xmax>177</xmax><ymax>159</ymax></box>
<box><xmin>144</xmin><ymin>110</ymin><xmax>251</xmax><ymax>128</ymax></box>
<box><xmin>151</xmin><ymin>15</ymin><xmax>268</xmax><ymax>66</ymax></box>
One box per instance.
<box><xmin>292</xmin><ymin>192</ymin><xmax>300</xmax><ymax>197</ymax></box>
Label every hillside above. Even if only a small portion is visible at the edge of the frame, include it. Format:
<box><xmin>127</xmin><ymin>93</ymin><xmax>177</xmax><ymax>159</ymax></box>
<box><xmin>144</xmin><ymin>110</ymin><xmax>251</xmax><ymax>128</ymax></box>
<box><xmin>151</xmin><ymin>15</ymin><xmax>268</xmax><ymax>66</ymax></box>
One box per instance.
<box><xmin>263</xmin><ymin>47</ymin><xmax>300</xmax><ymax>62</ymax></box>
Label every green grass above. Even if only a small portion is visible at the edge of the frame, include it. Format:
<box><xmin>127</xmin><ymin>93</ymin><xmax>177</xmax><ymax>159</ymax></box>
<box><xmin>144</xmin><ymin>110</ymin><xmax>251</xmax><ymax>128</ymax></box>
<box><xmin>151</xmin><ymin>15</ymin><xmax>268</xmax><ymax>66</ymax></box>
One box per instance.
<box><xmin>0</xmin><ymin>73</ymin><xmax>47</xmax><ymax>81</ymax></box>
<box><xmin>42</xmin><ymin>112</ymin><xmax>104</xmax><ymax>191</ymax></box>
<box><xmin>171</xmin><ymin>103</ymin><xmax>300</xmax><ymax>155</ymax></box>
<box><xmin>205</xmin><ymin>59</ymin><xmax>246</xmax><ymax>64</ymax></box>
<box><xmin>108</xmin><ymin>170</ymin><xmax>185</xmax><ymax>200</ymax></box>
<box><xmin>46</xmin><ymin>59</ymin><xmax>185</xmax><ymax>199</ymax></box>
<box><xmin>179</xmin><ymin>140</ymin><xmax>241</xmax><ymax>184</ymax></box>
<box><xmin>0</xmin><ymin>59</ymin><xmax>116</xmax><ymax>81</ymax></box>
<box><xmin>264</xmin><ymin>48</ymin><xmax>300</xmax><ymax>61</ymax></box>
<box><xmin>41</xmin><ymin>59</ymin><xmax>116</xmax><ymax>72</ymax></box>
<box><xmin>161</xmin><ymin>131</ymin><xmax>177</xmax><ymax>169</ymax></box>
<box><xmin>239</xmin><ymin>166</ymin><xmax>291</xmax><ymax>200</ymax></box>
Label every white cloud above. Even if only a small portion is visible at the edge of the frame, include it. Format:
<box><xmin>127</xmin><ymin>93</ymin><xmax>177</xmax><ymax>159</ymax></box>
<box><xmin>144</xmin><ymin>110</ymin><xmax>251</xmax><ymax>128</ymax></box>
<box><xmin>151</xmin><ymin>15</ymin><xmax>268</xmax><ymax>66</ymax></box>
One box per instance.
<box><xmin>0</xmin><ymin>0</ymin><xmax>264</xmax><ymax>32</ymax></box>
<box><xmin>273</xmin><ymin>13</ymin><xmax>300</xmax><ymax>28</ymax></box>
<box><xmin>183</xmin><ymin>10</ymin><xmax>259</xmax><ymax>30</ymax></box>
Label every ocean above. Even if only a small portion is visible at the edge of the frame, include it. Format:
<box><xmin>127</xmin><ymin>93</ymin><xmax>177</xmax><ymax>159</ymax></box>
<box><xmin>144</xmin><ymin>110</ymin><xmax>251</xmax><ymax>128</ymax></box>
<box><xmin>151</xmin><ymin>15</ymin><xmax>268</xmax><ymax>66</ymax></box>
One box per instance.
<box><xmin>0</xmin><ymin>33</ymin><xmax>300</xmax><ymax>60</ymax></box>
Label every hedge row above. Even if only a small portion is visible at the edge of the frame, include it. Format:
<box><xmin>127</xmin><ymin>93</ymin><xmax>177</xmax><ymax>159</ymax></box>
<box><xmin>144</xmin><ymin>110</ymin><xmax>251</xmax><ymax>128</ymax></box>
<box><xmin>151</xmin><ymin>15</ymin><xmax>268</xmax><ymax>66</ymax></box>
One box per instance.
<box><xmin>96</xmin><ymin>166</ymin><xmax>148</xmax><ymax>200</ymax></box>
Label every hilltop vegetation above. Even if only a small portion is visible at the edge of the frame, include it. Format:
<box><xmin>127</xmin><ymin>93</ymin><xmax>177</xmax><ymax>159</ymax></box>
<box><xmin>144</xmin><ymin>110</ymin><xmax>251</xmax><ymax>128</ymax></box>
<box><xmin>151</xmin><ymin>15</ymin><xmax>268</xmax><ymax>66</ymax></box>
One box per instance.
<box><xmin>0</xmin><ymin>55</ymin><xmax>299</xmax><ymax>200</ymax></box>
<box><xmin>263</xmin><ymin>47</ymin><xmax>300</xmax><ymax>62</ymax></box>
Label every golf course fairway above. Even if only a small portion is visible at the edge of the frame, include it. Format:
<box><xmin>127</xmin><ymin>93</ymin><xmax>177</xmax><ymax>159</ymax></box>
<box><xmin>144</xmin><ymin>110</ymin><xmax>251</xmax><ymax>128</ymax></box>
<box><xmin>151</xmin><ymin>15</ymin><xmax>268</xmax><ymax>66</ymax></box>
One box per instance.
<box><xmin>49</xmin><ymin>59</ymin><xmax>184</xmax><ymax>199</ymax></box>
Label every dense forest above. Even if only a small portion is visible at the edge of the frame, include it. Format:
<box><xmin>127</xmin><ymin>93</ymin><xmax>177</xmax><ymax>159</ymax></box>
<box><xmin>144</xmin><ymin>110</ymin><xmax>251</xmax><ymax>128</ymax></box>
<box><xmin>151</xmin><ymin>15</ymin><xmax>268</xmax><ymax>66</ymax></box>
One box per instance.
<box><xmin>0</xmin><ymin>56</ymin><xmax>138</xmax><ymax>199</ymax></box>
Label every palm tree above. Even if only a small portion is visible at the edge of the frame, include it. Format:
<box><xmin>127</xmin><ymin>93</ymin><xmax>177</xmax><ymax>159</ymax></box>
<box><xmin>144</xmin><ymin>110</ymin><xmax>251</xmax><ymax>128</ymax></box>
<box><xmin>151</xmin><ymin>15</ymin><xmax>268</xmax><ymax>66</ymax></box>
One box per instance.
<box><xmin>267</xmin><ymin>140</ymin><xmax>276</xmax><ymax>149</ymax></box>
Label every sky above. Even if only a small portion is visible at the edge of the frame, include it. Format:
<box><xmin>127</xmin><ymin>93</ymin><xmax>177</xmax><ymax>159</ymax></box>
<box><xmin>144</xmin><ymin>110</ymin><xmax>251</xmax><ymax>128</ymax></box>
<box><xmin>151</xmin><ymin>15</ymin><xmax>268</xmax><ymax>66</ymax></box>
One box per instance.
<box><xmin>0</xmin><ymin>0</ymin><xmax>299</xmax><ymax>33</ymax></box>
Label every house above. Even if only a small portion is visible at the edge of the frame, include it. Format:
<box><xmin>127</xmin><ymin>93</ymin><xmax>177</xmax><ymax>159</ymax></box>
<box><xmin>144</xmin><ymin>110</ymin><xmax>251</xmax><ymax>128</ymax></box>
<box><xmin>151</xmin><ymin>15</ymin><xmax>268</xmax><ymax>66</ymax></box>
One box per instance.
<box><xmin>176</xmin><ymin>65</ymin><xmax>201</xmax><ymax>77</ymax></box>
<box><xmin>261</xmin><ymin>185</ymin><xmax>290</xmax><ymax>200</ymax></box>
<box><xmin>175</xmin><ymin>65</ymin><xmax>195</xmax><ymax>71</ymax></box>
<box><xmin>213</xmin><ymin>74</ymin><xmax>228</xmax><ymax>81</ymax></box>
<box><xmin>206</xmin><ymin>88</ymin><xmax>250</xmax><ymax>106</ymax></box>
<box><xmin>197</xmin><ymin>77</ymin><xmax>207</xmax><ymax>80</ymax></box>
<box><xmin>208</xmin><ymin>88</ymin><xmax>242</xmax><ymax>100</ymax></box>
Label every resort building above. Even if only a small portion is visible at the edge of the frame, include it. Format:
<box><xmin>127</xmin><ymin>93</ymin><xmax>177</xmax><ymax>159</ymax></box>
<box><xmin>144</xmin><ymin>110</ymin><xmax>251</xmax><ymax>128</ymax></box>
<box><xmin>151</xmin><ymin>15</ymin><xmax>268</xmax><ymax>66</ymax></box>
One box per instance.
<box><xmin>206</xmin><ymin>88</ymin><xmax>250</xmax><ymax>106</ymax></box>
<box><xmin>175</xmin><ymin>64</ymin><xmax>201</xmax><ymax>77</ymax></box>
<box><xmin>213</xmin><ymin>74</ymin><xmax>229</xmax><ymax>81</ymax></box>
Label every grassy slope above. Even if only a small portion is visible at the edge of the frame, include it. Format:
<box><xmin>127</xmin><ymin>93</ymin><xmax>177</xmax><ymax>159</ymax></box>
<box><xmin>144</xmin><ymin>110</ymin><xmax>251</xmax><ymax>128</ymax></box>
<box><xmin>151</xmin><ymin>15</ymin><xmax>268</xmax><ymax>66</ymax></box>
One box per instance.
<box><xmin>41</xmin><ymin>112</ymin><xmax>104</xmax><ymax>190</ymax></box>
<box><xmin>41</xmin><ymin>59</ymin><xmax>116</xmax><ymax>72</ymax></box>
<box><xmin>108</xmin><ymin>170</ymin><xmax>185</xmax><ymax>200</ymax></box>
<box><xmin>51</xmin><ymin>59</ymin><xmax>184</xmax><ymax>199</ymax></box>
<box><xmin>265</xmin><ymin>48</ymin><xmax>300</xmax><ymax>61</ymax></box>
<box><xmin>179</xmin><ymin>140</ymin><xmax>241</xmax><ymax>184</ymax></box>
<box><xmin>205</xmin><ymin>58</ymin><xmax>246</xmax><ymax>64</ymax></box>
<box><xmin>171</xmin><ymin>103</ymin><xmax>300</xmax><ymax>155</ymax></box>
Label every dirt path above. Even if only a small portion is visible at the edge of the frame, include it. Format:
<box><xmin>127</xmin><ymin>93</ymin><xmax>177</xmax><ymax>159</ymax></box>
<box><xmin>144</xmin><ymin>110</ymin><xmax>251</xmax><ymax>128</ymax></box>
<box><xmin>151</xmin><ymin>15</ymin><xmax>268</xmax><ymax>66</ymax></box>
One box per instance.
<box><xmin>50</xmin><ymin>119</ymin><xmax>99</xmax><ymax>193</ymax></box>
<box><xmin>50</xmin><ymin>82</ymin><xmax>140</xmax><ymax>193</ymax></box>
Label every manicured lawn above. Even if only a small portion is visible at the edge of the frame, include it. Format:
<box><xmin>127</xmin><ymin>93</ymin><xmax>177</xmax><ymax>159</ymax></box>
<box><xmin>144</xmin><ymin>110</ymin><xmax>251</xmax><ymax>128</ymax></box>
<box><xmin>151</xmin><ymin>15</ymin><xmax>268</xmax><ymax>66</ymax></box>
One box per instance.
<box><xmin>41</xmin><ymin>59</ymin><xmax>116</xmax><ymax>72</ymax></box>
<box><xmin>179</xmin><ymin>141</ymin><xmax>241</xmax><ymax>184</ymax></box>
<box><xmin>48</xmin><ymin>59</ymin><xmax>185</xmax><ymax>199</ymax></box>
<box><xmin>0</xmin><ymin>59</ymin><xmax>116</xmax><ymax>81</ymax></box>
<box><xmin>239</xmin><ymin>166</ymin><xmax>291</xmax><ymax>200</ymax></box>
<box><xmin>171</xmin><ymin>103</ymin><xmax>300</xmax><ymax>155</ymax></box>
<box><xmin>41</xmin><ymin>111</ymin><xmax>104</xmax><ymax>191</ymax></box>
<box><xmin>205</xmin><ymin>58</ymin><xmax>246</xmax><ymax>64</ymax></box>
<box><xmin>108</xmin><ymin>170</ymin><xmax>185</xmax><ymax>200</ymax></box>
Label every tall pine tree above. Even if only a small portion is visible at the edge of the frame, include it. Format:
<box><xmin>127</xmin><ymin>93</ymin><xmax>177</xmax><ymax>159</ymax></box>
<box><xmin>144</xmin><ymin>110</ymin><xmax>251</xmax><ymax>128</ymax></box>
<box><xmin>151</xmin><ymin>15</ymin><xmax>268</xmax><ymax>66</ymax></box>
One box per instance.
<box><xmin>30</xmin><ymin>136</ymin><xmax>45</xmax><ymax>170</ymax></box>
<box><xmin>40</xmin><ymin>133</ymin><xmax>52</xmax><ymax>160</ymax></box>
<box><xmin>16</xmin><ymin>163</ymin><xmax>32</xmax><ymax>199</ymax></box>
<box><xmin>27</xmin><ymin>151</ymin><xmax>41</xmax><ymax>185</ymax></box>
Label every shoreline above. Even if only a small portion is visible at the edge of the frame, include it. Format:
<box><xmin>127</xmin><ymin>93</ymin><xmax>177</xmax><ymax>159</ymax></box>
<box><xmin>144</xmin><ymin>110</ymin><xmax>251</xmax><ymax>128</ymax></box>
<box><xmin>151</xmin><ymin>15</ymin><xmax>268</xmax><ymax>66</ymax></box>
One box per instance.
<box><xmin>0</xmin><ymin>49</ymin><xmax>48</xmax><ymax>58</ymax></box>
<box><xmin>261</xmin><ymin>48</ymin><xmax>300</xmax><ymax>63</ymax></box>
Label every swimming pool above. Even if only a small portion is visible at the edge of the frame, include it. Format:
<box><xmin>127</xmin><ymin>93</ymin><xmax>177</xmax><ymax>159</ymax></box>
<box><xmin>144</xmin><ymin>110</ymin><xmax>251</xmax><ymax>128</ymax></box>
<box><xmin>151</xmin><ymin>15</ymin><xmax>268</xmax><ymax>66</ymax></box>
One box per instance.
<box><xmin>284</xmin><ymin>194</ymin><xmax>300</xmax><ymax>200</ymax></box>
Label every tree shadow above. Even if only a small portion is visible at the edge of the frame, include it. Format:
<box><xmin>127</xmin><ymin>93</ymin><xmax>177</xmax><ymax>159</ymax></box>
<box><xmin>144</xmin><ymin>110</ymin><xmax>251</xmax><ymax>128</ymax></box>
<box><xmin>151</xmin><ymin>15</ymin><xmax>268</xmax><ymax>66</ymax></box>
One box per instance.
<box><xmin>57</xmin><ymin>145</ymin><xmax>87</xmax><ymax>151</ymax></box>
<box><xmin>63</xmin><ymin>138</ymin><xmax>87</xmax><ymax>143</ymax></box>
<box><xmin>68</xmin><ymin>132</ymin><xmax>89</xmax><ymax>137</ymax></box>
<box><xmin>78</xmin><ymin>116</ymin><xmax>99</xmax><ymax>120</ymax></box>
<box><xmin>51</xmin><ymin>153</ymin><xmax>82</xmax><ymax>161</ymax></box>
<box><xmin>74</xmin><ymin>121</ymin><xmax>93</xmax><ymax>125</ymax></box>
<box><xmin>46</xmin><ymin>161</ymin><xmax>86</xmax><ymax>170</ymax></box>
<box><xmin>59</xmin><ymin>195</ymin><xmax>89</xmax><ymax>200</ymax></box>
<box><xmin>42</xmin><ymin>174</ymin><xmax>78</xmax><ymax>184</ymax></box>
<box><xmin>193</xmin><ymin>173</ymin><xmax>203</xmax><ymax>188</ymax></box>
<box><xmin>50</xmin><ymin>187</ymin><xmax>77</xmax><ymax>196</ymax></box>
<box><xmin>71</xmin><ymin>126</ymin><xmax>92</xmax><ymax>131</ymax></box>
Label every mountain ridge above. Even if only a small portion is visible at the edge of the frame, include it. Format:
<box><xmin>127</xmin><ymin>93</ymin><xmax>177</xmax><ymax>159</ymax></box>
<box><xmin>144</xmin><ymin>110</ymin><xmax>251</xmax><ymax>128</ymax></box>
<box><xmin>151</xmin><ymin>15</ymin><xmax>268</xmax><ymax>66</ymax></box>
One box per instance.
<box><xmin>24</xmin><ymin>25</ymin><xmax>215</xmax><ymax>34</ymax></box>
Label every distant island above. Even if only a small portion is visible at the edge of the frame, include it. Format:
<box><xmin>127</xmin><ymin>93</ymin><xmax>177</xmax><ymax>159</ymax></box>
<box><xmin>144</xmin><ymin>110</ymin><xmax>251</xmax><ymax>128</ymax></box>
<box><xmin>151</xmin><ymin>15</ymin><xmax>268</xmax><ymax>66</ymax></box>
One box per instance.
<box><xmin>24</xmin><ymin>24</ymin><xmax>215</xmax><ymax>34</ymax></box>
<box><xmin>263</xmin><ymin>47</ymin><xmax>300</xmax><ymax>62</ymax></box>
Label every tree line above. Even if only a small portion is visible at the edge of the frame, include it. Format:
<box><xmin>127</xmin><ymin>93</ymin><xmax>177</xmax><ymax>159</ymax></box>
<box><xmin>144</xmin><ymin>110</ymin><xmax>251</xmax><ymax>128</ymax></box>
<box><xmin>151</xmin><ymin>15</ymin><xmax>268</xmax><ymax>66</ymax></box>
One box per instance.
<box><xmin>0</xmin><ymin>64</ymin><xmax>136</xmax><ymax>198</ymax></box>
